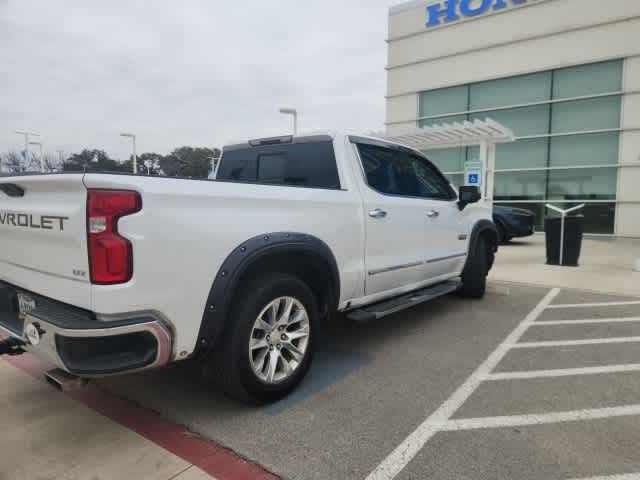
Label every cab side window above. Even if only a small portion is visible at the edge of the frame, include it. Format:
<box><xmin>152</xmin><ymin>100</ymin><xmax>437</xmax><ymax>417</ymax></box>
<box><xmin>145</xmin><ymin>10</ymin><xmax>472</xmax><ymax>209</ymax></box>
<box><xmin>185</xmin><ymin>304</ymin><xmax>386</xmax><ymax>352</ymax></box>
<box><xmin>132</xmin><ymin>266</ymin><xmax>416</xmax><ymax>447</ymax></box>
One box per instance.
<box><xmin>357</xmin><ymin>143</ymin><xmax>455</xmax><ymax>200</ymax></box>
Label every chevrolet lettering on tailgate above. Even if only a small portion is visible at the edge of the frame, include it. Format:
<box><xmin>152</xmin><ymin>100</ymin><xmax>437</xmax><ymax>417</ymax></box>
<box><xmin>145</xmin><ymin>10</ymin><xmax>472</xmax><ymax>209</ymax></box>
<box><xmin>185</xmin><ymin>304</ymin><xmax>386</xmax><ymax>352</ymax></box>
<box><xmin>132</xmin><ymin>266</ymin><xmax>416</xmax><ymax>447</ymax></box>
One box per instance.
<box><xmin>0</xmin><ymin>212</ymin><xmax>69</xmax><ymax>231</ymax></box>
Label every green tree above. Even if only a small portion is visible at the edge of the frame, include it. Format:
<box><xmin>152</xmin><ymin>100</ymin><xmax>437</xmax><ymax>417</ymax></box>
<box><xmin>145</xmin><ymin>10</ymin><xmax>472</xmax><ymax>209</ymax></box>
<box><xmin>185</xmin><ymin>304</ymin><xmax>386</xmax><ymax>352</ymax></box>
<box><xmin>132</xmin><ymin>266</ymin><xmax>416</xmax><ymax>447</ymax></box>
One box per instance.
<box><xmin>63</xmin><ymin>149</ymin><xmax>128</xmax><ymax>173</ymax></box>
<box><xmin>138</xmin><ymin>152</ymin><xmax>164</xmax><ymax>175</ymax></box>
<box><xmin>120</xmin><ymin>153</ymin><xmax>163</xmax><ymax>175</ymax></box>
<box><xmin>159</xmin><ymin>147</ymin><xmax>220</xmax><ymax>178</ymax></box>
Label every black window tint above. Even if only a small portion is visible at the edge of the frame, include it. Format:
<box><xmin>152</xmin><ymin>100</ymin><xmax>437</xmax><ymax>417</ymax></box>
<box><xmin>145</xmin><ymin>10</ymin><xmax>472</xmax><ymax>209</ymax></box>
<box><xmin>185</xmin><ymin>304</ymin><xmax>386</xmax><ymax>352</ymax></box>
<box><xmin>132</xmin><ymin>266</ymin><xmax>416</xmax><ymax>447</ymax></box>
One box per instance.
<box><xmin>358</xmin><ymin>143</ymin><xmax>454</xmax><ymax>200</ymax></box>
<box><xmin>217</xmin><ymin>141</ymin><xmax>340</xmax><ymax>189</ymax></box>
<box><xmin>256</xmin><ymin>153</ymin><xmax>287</xmax><ymax>184</ymax></box>
<box><xmin>216</xmin><ymin>151</ymin><xmax>257</xmax><ymax>181</ymax></box>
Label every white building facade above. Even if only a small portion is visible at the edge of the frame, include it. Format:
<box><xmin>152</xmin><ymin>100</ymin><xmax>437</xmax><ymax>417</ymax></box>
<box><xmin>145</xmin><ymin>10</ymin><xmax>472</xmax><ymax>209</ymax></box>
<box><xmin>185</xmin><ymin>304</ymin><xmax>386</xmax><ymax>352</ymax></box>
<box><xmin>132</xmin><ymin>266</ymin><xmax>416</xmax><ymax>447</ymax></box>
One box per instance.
<box><xmin>386</xmin><ymin>0</ymin><xmax>640</xmax><ymax>236</ymax></box>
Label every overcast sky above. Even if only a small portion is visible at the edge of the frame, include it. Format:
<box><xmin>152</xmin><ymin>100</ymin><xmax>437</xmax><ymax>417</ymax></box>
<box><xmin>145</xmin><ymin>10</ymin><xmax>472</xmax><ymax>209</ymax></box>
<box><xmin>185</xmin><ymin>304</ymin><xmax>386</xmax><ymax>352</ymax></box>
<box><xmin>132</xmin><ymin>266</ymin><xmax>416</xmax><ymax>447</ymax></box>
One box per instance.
<box><xmin>0</xmin><ymin>0</ymin><xmax>399</xmax><ymax>161</ymax></box>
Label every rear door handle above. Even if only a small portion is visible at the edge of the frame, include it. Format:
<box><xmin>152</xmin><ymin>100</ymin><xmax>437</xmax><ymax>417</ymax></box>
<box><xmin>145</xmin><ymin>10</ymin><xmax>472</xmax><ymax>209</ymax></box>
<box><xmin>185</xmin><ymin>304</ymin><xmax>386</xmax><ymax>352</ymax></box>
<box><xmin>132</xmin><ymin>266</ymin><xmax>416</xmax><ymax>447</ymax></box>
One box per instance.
<box><xmin>427</xmin><ymin>210</ymin><xmax>439</xmax><ymax>218</ymax></box>
<box><xmin>369</xmin><ymin>208</ymin><xmax>387</xmax><ymax>219</ymax></box>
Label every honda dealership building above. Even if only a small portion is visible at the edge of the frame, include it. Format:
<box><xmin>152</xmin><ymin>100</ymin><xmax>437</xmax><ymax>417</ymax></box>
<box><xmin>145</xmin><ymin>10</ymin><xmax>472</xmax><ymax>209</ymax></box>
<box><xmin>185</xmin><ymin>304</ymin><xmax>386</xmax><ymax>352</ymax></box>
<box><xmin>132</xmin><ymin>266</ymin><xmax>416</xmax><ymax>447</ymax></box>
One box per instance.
<box><xmin>386</xmin><ymin>0</ymin><xmax>640</xmax><ymax>236</ymax></box>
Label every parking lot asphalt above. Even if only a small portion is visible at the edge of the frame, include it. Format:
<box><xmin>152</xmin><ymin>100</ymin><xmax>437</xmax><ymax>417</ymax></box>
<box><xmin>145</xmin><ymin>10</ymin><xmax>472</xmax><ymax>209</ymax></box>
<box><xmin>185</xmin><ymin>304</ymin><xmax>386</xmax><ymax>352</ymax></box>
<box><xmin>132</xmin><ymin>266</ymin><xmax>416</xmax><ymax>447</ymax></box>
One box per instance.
<box><xmin>5</xmin><ymin>282</ymin><xmax>640</xmax><ymax>480</ymax></box>
<box><xmin>94</xmin><ymin>282</ymin><xmax>620</xmax><ymax>480</ymax></box>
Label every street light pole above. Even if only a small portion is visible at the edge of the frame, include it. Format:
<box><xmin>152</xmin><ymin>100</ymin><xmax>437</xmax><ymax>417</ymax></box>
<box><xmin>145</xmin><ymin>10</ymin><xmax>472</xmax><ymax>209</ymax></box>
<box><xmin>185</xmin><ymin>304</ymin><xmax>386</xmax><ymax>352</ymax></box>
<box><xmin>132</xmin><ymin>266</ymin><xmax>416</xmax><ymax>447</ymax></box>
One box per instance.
<box><xmin>279</xmin><ymin>108</ymin><xmax>298</xmax><ymax>135</ymax></box>
<box><xmin>120</xmin><ymin>133</ymin><xmax>137</xmax><ymax>173</ymax></box>
<box><xmin>14</xmin><ymin>130</ymin><xmax>40</xmax><ymax>171</ymax></box>
<box><xmin>29</xmin><ymin>141</ymin><xmax>44</xmax><ymax>172</ymax></box>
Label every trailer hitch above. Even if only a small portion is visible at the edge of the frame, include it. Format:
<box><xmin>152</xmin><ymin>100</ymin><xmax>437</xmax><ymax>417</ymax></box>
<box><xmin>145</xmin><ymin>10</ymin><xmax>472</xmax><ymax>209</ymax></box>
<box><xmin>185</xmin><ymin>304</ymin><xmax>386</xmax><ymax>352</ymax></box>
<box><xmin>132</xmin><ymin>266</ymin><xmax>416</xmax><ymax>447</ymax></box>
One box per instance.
<box><xmin>0</xmin><ymin>337</ymin><xmax>25</xmax><ymax>356</ymax></box>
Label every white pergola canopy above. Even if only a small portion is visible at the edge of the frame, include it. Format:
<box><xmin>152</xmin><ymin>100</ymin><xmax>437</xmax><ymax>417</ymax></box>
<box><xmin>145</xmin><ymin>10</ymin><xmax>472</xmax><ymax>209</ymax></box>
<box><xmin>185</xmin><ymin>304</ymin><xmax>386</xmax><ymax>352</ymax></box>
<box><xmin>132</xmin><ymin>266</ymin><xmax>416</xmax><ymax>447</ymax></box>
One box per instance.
<box><xmin>376</xmin><ymin>118</ymin><xmax>514</xmax><ymax>150</ymax></box>
<box><xmin>374</xmin><ymin>118</ymin><xmax>515</xmax><ymax>203</ymax></box>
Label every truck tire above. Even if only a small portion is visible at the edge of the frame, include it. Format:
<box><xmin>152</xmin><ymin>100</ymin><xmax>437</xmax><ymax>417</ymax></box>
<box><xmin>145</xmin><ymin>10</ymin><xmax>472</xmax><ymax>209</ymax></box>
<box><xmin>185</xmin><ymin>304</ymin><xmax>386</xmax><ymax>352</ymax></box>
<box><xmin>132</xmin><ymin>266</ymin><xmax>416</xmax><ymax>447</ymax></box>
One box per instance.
<box><xmin>460</xmin><ymin>236</ymin><xmax>488</xmax><ymax>299</ymax></box>
<box><xmin>203</xmin><ymin>273</ymin><xmax>318</xmax><ymax>404</ymax></box>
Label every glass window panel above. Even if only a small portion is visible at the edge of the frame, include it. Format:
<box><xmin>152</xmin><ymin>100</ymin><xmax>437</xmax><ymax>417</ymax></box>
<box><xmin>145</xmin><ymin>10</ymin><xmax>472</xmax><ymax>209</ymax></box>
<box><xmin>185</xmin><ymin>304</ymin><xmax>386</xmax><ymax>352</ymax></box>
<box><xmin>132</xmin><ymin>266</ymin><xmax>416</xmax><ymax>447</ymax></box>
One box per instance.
<box><xmin>418</xmin><ymin>114</ymin><xmax>468</xmax><ymax>128</ymax></box>
<box><xmin>445</xmin><ymin>173</ymin><xmax>464</xmax><ymax>189</ymax></box>
<box><xmin>422</xmin><ymin>147</ymin><xmax>465</xmax><ymax>173</ymax></box>
<box><xmin>579</xmin><ymin>203</ymin><xmax>616</xmax><ymax>234</ymax></box>
<box><xmin>553</xmin><ymin>60</ymin><xmax>623</xmax><ymax>99</ymax></box>
<box><xmin>495</xmin><ymin>138</ymin><xmax>548</xmax><ymax>169</ymax></box>
<box><xmin>357</xmin><ymin>144</ymin><xmax>455</xmax><ymax>200</ymax></box>
<box><xmin>547</xmin><ymin>167</ymin><xmax>617</xmax><ymax>201</ymax></box>
<box><xmin>550</xmin><ymin>132</ymin><xmax>619</xmax><ymax>167</ymax></box>
<box><xmin>551</xmin><ymin>96</ymin><xmax>621</xmax><ymax>133</ymax></box>
<box><xmin>494</xmin><ymin>171</ymin><xmax>546</xmax><ymax>201</ymax></box>
<box><xmin>219</xmin><ymin>141</ymin><xmax>340</xmax><ymax>188</ymax></box>
<box><xmin>466</xmin><ymin>146</ymin><xmax>479</xmax><ymax>162</ymax></box>
<box><xmin>470</xmin><ymin>71</ymin><xmax>552</xmax><ymax>110</ymax></box>
<box><xmin>497</xmin><ymin>202</ymin><xmax>616</xmax><ymax>234</ymax></box>
<box><xmin>543</xmin><ymin>203</ymin><xmax>615</xmax><ymax>235</ymax></box>
<box><xmin>471</xmin><ymin>105</ymin><xmax>549</xmax><ymax>137</ymax></box>
<box><xmin>419</xmin><ymin>85</ymin><xmax>468</xmax><ymax>117</ymax></box>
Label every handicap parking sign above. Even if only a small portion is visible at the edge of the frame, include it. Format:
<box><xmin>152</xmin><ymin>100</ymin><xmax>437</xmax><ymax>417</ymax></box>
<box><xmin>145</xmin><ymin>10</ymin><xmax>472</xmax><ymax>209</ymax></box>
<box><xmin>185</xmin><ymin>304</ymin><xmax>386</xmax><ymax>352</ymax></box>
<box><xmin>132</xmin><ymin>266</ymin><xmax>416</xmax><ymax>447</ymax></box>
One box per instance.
<box><xmin>464</xmin><ymin>160</ymin><xmax>483</xmax><ymax>187</ymax></box>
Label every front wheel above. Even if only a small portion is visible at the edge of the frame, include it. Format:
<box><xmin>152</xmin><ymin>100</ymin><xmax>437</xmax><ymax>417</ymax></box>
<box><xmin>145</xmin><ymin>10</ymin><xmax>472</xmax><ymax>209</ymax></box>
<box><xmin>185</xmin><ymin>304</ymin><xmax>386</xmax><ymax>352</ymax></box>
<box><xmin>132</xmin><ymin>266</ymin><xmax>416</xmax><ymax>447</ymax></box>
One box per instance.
<box><xmin>459</xmin><ymin>236</ymin><xmax>488</xmax><ymax>298</ymax></box>
<box><xmin>203</xmin><ymin>273</ymin><xmax>317</xmax><ymax>404</ymax></box>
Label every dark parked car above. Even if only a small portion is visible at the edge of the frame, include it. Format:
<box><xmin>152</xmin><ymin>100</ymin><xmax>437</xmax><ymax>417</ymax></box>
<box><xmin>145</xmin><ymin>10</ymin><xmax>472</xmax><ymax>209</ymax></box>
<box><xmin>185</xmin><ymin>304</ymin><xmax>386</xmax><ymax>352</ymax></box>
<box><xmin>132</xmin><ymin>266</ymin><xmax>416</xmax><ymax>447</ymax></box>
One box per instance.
<box><xmin>493</xmin><ymin>205</ymin><xmax>535</xmax><ymax>243</ymax></box>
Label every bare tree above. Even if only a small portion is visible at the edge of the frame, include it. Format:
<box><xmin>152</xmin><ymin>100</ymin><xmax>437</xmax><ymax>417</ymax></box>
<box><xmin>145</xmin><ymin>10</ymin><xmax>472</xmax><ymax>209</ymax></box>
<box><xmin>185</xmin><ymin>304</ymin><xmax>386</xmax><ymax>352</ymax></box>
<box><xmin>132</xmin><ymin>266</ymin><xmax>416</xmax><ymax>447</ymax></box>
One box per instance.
<box><xmin>1</xmin><ymin>151</ymin><xmax>24</xmax><ymax>174</ymax></box>
<box><xmin>42</xmin><ymin>152</ymin><xmax>63</xmax><ymax>172</ymax></box>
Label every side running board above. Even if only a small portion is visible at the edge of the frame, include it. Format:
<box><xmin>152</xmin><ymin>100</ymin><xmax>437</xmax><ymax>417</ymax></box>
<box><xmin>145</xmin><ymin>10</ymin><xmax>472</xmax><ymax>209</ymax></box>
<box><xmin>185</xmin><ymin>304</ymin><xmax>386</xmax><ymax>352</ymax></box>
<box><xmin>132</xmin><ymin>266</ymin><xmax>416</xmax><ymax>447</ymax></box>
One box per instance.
<box><xmin>346</xmin><ymin>280</ymin><xmax>461</xmax><ymax>323</ymax></box>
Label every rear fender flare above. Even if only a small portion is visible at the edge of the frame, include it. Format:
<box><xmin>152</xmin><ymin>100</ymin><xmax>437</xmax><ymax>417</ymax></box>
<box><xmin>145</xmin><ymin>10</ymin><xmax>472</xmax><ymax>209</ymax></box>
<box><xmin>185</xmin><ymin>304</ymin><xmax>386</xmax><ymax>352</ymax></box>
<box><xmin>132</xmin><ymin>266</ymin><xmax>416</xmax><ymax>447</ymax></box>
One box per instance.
<box><xmin>196</xmin><ymin>232</ymin><xmax>340</xmax><ymax>351</ymax></box>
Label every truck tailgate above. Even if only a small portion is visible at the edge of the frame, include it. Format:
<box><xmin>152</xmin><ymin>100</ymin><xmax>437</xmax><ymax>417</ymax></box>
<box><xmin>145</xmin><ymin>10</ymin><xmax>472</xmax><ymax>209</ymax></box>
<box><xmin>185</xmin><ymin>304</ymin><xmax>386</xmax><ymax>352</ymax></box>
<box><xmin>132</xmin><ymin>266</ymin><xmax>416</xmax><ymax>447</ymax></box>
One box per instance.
<box><xmin>0</xmin><ymin>174</ymin><xmax>91</xmax><ymax>309</ymax></box>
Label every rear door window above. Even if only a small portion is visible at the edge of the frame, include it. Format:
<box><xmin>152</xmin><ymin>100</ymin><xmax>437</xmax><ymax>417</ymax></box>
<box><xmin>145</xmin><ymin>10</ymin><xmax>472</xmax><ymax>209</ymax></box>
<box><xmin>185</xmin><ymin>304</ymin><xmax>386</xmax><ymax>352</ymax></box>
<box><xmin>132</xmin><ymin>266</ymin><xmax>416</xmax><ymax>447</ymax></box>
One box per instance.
<box><xmin>217</xmin><ymin>141</ymin><xmax>340</xmax><ymax>189</ymax></box>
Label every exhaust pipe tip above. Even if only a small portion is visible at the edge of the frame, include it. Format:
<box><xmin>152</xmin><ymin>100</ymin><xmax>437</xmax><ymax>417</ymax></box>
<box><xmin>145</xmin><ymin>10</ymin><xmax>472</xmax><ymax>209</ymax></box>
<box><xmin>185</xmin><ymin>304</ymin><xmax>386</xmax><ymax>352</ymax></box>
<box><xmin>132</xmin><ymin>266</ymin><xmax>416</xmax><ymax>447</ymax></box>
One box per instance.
<box><xmin>44</xmin><ymin>369</ymin><xmax>88</xmax><ymax>392</ymax></box>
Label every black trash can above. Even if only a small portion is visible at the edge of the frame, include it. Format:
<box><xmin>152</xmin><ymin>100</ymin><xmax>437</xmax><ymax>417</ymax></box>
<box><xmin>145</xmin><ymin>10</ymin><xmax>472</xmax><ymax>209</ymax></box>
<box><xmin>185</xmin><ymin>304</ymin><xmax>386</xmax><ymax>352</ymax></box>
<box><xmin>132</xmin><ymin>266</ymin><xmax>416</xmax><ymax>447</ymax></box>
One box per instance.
<box><xmin>545</xmin><ymin>215</ymin><xmax>584</xmax><ymax>266</ymax></box>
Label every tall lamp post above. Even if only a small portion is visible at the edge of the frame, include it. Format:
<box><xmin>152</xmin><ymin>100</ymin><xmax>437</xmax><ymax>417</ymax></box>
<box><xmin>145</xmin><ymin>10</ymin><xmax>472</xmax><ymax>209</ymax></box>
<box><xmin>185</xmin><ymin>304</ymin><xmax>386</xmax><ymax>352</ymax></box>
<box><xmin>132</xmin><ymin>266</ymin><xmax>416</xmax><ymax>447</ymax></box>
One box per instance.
<box><xmin>56</xmin><ymin>150</ymin><xmax>65</xmax><ymax>169</ymax></box>
<box><xmin>279</xmin><ymin>108</ymin><xmax>298</xmax><ymax>135</ymax></box>
<box><xmin>120</xmin><ymin>132</ymin><xmax>137</xmax><ymax>173</ymax></box>
<box><xmin>14</xmin><ymin>130</ymin><xmax>40</xmax><ymax>171</ymax></box>
<box><xmin>29</xmin><ymin>141</ymin><xmax>44</xmax><ymax>172</ymax></box>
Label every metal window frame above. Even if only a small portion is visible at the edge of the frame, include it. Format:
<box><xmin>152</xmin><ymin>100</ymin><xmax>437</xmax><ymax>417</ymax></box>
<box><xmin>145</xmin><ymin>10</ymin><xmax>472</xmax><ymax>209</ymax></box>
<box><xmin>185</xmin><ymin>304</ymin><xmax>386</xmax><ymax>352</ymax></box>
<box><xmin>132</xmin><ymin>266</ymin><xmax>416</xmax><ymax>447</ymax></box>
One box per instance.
<box><xmin>442</xmin><ymin>162</ymin><xmax>627</xmax><ymax>206</ymax></box>
<box><xmin>442</xmin><ymin>163</ymin><xmax>632</xmax><ymax>175</ymax></box>
<box><xmin>416</xmin><ymin>90</ymin><xmax>628</xmax><ymax>123</ymax></box>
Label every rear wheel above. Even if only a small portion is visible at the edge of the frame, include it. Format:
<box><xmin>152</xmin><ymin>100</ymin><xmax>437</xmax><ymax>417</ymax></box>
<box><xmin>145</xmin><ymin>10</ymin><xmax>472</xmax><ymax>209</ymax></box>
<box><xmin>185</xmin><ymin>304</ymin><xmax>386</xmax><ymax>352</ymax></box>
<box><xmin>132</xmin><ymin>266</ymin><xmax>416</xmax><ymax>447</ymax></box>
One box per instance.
<box><xmin>460</xmin><ymin>236</ymin><xmax>488</xmax><ymax>298</ymax></box>
<box><xmin>203</xmin><ymin>273</ymin><xmax>317</xmax><ymax>404</ymax></box>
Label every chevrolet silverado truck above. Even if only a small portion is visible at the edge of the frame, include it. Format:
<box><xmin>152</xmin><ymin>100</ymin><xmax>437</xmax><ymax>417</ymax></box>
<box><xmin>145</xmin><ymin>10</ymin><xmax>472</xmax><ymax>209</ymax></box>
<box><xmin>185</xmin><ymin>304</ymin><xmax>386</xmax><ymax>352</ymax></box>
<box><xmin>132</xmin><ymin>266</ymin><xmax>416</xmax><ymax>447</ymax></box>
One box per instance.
<box><xmin>0</xmin><ymin>132</ymin><xmax>497</xmax><ymax>403</ymax></box>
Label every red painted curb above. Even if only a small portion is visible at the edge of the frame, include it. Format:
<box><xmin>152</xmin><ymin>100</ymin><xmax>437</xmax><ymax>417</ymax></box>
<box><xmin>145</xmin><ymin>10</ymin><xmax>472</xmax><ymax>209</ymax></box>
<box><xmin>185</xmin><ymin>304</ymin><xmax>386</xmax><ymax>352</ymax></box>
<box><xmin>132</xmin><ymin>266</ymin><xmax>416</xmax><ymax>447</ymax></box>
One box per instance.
<box><xmin>3</xmin><ymin>354</ymin><xmax>278</xmax><ymax>480</ymax></box>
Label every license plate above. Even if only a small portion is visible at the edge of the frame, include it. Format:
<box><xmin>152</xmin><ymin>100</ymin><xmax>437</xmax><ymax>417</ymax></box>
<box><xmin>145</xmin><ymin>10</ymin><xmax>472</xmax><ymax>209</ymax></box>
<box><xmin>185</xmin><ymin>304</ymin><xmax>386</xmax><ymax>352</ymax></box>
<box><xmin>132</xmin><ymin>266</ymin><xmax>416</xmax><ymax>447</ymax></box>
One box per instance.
<box><xmin>17</xmin><ymin>293</ymin><xmax>36</xmax><ymax>321</ymax></box>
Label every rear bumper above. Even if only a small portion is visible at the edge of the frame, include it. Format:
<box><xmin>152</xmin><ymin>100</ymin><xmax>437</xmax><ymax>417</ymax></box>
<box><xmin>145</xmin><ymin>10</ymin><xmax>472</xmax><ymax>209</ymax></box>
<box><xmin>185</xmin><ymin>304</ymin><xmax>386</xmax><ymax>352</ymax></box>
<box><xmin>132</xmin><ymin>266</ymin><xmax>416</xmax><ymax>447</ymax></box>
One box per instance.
<box><xmin>0</xmin><ymin>282</ymin><xmax>172</xmax><ymax>376</ymax></box>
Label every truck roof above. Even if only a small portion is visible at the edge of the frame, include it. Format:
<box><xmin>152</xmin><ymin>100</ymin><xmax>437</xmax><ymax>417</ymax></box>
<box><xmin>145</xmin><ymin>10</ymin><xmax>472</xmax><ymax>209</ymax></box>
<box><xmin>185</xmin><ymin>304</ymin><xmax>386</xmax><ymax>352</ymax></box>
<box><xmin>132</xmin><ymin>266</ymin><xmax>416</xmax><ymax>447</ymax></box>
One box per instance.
<box><xmin>223</xmin><ymin>131</ymin><xmax>411</xmax><ymax>153</ymax></box>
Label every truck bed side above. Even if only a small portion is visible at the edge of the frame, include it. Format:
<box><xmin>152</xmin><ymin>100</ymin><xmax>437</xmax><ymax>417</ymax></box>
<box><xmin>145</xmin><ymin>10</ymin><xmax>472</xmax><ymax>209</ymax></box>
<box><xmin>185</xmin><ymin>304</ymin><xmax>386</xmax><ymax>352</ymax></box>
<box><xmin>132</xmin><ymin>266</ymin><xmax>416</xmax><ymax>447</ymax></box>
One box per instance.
<box><xmin>81</xmin><ymin>173</ymin><xmax>363</xmax><ymax>357</ymax></box>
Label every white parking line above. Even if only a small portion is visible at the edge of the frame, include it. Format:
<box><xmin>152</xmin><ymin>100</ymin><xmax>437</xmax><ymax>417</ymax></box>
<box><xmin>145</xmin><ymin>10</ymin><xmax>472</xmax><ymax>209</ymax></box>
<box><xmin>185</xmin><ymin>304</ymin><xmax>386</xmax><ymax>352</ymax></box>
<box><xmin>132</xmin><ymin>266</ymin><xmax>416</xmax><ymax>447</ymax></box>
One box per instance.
<box><xmin>533</xmin><ymin>318</ymin><xmax>640</xmax><ymax>325</ymax></box>
<box><xmin>485</xmin><ymin>364</ymin><xmax>640</xmax><ymax>381</ymax></box>
<box><xmin>364</xmin><ymin>288</ymin><xmax>561</xmax><ymax>480</ymax></box>
<box><xmin>514</xmin><ymin>337</ymin><xmax>640</xmax><ymax>348</ymax></box>
<box><xmin>442</xmin><ymin>404</ymin><xmax>640</xmax><ymax>431</ymax></box>
<box><xmin>548</xmin><ymin>301</ymin><xmax>640</xmax><ymax>309</ymax></box>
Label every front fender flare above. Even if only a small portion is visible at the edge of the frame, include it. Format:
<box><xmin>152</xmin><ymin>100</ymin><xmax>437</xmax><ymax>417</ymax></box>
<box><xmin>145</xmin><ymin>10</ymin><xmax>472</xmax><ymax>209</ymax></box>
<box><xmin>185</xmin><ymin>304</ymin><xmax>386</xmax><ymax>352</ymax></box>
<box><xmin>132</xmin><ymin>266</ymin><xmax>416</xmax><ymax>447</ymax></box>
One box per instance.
<box><xmin>465</xmin><ymin>219</ymin><xmax>498</xmax><ymax>271</ymax></box>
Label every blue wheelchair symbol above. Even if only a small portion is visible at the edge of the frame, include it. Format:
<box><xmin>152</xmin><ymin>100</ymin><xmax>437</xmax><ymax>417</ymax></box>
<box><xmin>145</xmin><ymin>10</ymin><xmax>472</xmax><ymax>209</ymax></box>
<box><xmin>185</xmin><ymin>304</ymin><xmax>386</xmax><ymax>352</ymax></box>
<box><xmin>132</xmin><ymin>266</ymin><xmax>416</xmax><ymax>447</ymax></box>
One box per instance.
<box><xmin>468</xmin><ymin>173</ymin><xmax>479</xmax><ymax>184</ymax></box>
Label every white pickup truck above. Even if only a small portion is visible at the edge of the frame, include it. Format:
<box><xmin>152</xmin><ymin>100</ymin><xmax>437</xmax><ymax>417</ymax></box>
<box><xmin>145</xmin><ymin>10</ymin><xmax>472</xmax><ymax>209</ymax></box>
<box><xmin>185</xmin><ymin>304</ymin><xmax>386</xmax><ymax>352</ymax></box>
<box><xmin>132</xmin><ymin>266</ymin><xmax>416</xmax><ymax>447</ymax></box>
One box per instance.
<box><xmin>0</xmin><ymin>132</ymin><xmax>497</xmax><ymax>403</ymax></box>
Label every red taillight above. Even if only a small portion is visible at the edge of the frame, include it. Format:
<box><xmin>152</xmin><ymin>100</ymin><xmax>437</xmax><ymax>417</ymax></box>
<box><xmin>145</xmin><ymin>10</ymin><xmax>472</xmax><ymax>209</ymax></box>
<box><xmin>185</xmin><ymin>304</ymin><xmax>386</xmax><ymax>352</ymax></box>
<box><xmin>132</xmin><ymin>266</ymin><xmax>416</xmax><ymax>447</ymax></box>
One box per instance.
<box><xmin>87</xmin><ymin>189</ymin><xmax>142</xmax><ymax>284</ymax></box>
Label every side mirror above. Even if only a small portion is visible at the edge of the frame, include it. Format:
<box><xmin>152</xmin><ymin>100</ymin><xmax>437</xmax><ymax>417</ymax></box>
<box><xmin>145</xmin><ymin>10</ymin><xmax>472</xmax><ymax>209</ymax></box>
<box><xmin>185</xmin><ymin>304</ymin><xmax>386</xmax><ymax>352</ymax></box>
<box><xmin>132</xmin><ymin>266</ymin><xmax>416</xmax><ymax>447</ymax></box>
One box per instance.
<box><xmin>458</xmin><ymin>185</ymin><xmax>481</xmax><ymax>211</ymax></box>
